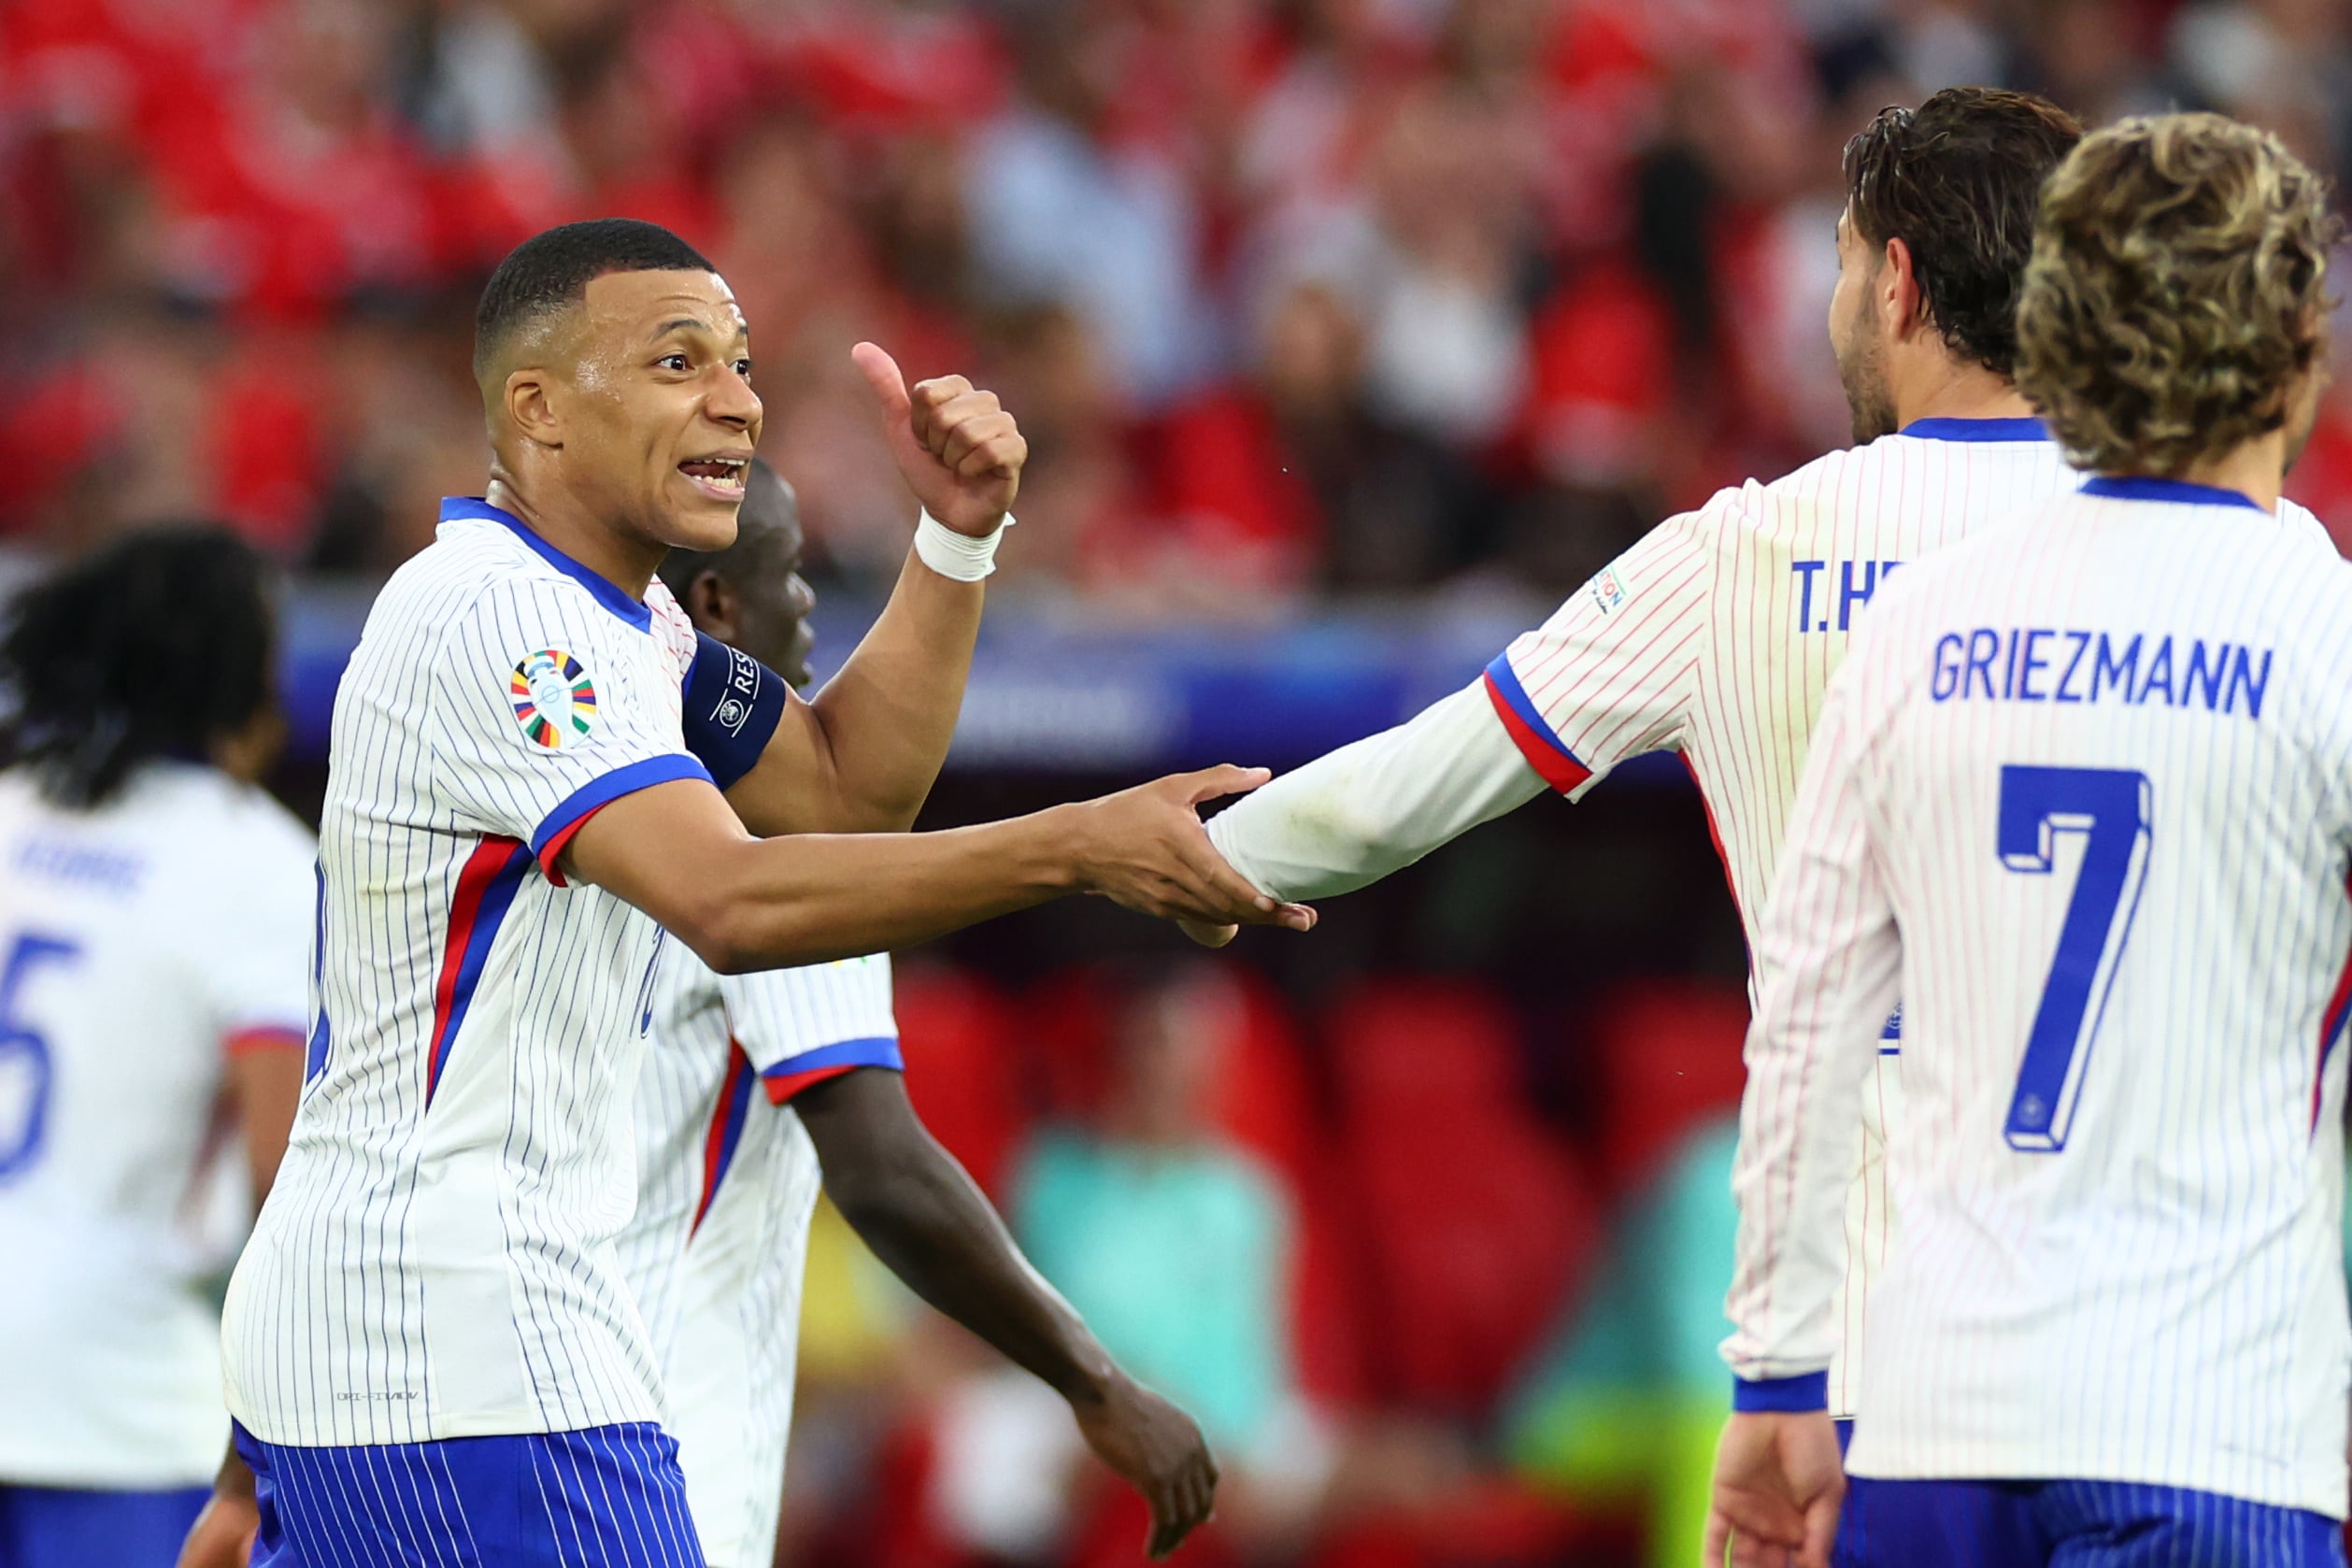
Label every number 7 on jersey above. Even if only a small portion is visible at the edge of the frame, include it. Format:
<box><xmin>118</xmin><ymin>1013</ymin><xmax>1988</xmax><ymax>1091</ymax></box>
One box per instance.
<box><xmin>1996</xmin><ymin>765</ymin><xmax>2154</xmax><ymax>1153</ymax></box>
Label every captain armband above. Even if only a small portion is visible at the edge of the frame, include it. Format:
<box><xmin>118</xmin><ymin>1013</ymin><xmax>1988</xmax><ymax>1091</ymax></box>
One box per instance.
<box><xmin>681</xmin><ymin>631</ymin><xmax>788</xmax><ymax>791</ymax></box>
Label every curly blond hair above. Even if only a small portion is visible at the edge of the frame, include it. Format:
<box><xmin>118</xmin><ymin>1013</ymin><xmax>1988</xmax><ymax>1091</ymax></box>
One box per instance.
<box><xmin>2016</xmin><ymin>112</ymin><xmax>2338</xmax><ymax>476</ymax></box>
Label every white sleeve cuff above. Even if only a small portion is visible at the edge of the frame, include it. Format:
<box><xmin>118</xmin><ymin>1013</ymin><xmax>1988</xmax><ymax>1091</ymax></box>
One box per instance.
<box><xmin>1205</xmin><ymin>680</ymin><xmax>1548</xmax><ymax>904</ymax></box>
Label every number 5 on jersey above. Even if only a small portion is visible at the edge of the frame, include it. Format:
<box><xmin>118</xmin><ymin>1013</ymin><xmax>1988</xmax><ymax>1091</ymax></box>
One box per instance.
<box><xmin>1997</xmin><ymin>765</ymin><xmax>2153</xmax><ymax>1153</ymax></box>
<box><xmin>0</xmin><ymin>931</ymin><xmax>82</xmax><ymax>1180</ymax></box>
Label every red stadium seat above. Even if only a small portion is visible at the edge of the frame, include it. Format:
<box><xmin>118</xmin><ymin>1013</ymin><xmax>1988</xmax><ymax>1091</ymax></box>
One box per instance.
<box><xmin>1323</xmin><ymin>981</ymin><xmax>1598</xmax><ymax>1417</ymax></box>
<box><xmin>1584</xmin><ymin>980</ymin><xmax>1750</xmax><ymax>1195</ymax></box>
<box><xmin>893</xmin><ymin>963</ymin><xmax>1026</xmax><ymax>1201</ymax></box>
<box><xmin>1018</xmin><ymin>965</ymin><xmax>1121</xmax><ymax>1121</ymax></box>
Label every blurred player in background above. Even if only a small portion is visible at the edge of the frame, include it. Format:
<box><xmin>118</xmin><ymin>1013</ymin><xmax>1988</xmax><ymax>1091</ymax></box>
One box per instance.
<box><xmin>1710</xmin><ymin>112</ymin><xmax>2349</xmax><ymax>1568</ymax></box>
<box><xmin>0</xmin><ymin>531</ymin><xmax>312</xmax><ymax>1568</ymax></box>
<box><xmin>1204</xmin><ymin>84</ymin><xmax>2088</xmax><ymax>1458</ymax></box>
<box><xmin>220</xmin><ymin>220</ymin><xmax>1301</xmax><ymax>1568</ymax></box>
<box><xmin>629</xmin><ymin>462</ymin><xmax>1217</xmax><ymax>1568</ymax></box>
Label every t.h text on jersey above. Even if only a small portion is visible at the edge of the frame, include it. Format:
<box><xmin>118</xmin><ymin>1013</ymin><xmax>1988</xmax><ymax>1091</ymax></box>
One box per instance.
<box><xmin>1792</xmin><ymin>558</ymin><xmax>1902</xmax><ymax>633</ymax></box>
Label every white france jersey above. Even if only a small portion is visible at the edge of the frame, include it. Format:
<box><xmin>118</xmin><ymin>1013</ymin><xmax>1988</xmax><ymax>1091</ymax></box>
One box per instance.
<box><xmin>623</xmin><ymin>951</ymin><xmax>899</xmax><ymax>1568</ymax></box>
<box><xmin>1484</xmin><ymin>417</ymin><xmax>2075</xmax><ymax>1415</ymax></box>
<box><xmin>0</xmin><ymin>763</ymin><xmax>312</xmax><ymax>1488</ymax></box>
<box><xmin>1723</xmin><ymin>478</ymin><xmax>2352</xmax><ymax>1516</ymax></box>
<box><xmin>222</xmin><ymin>498</ymin><xmax>713</xmax><ymax>1447</ymax></box>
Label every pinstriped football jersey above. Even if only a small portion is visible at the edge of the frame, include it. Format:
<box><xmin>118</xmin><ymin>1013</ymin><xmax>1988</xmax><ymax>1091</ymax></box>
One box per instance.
<box><xmin>222</xmin><ymin>499</ymin><xmax>713</xmax><ymax>1447</ymax></box>
<box><xmin>1725</xmin><ymin>478</ymin><xmax>2352</xmax><ymax>1515</ymax></box>
<box><xmin>623</xmin><ymin>952</ymin><xmax>898</xmax><ymax>1568</ymax></box>
<box><xmin>0</xmin><ymin>764</ymin><xmax>313</xmax><ymax>1489</ymax></box>
<box><xmin>1482</xmin><ymin>418</ymin><xmax>2076</xmax><ymax>1416</ymax></box>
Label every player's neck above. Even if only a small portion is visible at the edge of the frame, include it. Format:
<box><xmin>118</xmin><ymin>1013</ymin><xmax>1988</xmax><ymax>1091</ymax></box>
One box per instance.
<box><xmin>1891</xmin><ymin>358</ymin><xmax>2034</xmax><ymax>430</ymax></box>
<box><xmin>483</xmin><ymin>477</ymin><xmax>665</xmax><ymax>603</ymax></box>
<box><xmin>2157</xmin><ymin>433</ymin><xmax>2285</xmax><ymax>513</ymax></box>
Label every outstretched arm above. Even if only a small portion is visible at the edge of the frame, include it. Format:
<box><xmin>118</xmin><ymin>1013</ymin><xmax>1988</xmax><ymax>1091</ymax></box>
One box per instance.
<box><xmin>1205</xmin><ymin>681</ymin><xmax>1546</xmax><ymax>905</ymax></box>
<box><xmin>564</xmin><ymin>766</ymin><xmax>1315</xmax><ymax>975</ymax></box>
<box><xmin>1201</xmin><ymin>489</ymin><xmax>1732</xmax><ymax>922</ymax></box>
<box><xmin>724</xmin><ymin>345</ymin><xmax>1016</xmax><ymax>837</ymax></box>
<box><xmin>795</xmin><ymin>1068</ymin><xmax>1218</xmax><ymax>1560</ymax></box>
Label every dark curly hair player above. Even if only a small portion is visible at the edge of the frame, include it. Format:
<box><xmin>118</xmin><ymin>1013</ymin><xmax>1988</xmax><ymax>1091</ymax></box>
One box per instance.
<box><xmin>0</xmin><ymin>528</ymin><xmax>280</xmax><ymax>807</ymax></box>
<box><xmin>0</xmin><ymin>526</ymin><xmax>312</xmax><ymax>1568</ymax></box>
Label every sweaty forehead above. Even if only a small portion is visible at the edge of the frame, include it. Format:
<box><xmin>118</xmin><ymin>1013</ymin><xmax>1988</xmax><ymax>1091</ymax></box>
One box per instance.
<box><xmin>577</xmin><ymin>268</ymin><xmax>748</xmax><ymax>347</ymax></box>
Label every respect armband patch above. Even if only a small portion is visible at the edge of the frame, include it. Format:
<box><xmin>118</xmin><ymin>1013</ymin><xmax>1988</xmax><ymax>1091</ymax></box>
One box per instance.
<box><xmin>682</xmin><ymin>631</ymin><xmax>786</xmax><ymax>791</ymax></box>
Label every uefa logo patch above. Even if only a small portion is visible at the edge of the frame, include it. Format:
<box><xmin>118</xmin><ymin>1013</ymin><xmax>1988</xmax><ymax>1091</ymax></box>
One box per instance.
<box><xmin>510</xmin><ymin>649</ymin><xmax>598</xmax><ymax>750</ymax></box>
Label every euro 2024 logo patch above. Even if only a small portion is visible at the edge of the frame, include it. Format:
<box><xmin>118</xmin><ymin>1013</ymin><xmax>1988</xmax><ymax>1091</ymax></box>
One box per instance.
<box><xmin>510</xmin><ymin>649</ymin><xmax>598</xmax><ymax>750</ymax></box>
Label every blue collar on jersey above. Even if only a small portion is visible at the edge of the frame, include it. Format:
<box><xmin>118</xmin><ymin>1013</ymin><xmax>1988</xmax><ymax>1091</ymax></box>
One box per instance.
<box><xmin>2078</xmin><ymin>475</ymin><xmax>2267</xmax><ymax>512</ymax></box>
<box><xmin>439</xmin><ymin>497</ymin><xmax>654</xmax><ymax>631</ymax></box>
<box><xmin>1896</xmin><ymin>416</ymin><xmax>2050</xmax><ymax>442</ymax></box>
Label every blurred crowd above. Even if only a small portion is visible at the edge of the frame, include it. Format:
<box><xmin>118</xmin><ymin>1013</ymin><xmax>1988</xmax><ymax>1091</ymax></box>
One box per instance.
<box><xmin>12</xmin><ymin>4</ymin><xmax>2352</xmax><ymax>1565</ymax></box>
<box><xmin>7</xmin><ymin>0</ymin><xmax>2352</xmax><ymax>615</ymax></box>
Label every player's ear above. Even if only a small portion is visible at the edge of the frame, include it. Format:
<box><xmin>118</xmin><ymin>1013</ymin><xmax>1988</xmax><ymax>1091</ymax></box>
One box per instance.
<box><xmin>1880</xmin><ymin>235</ymin><xmax>1924</xmax><ymax>341</ymax></box>
<box><xmin>505</xmin><ymin>366</ymin><xmax>563</xmax><ymax>451</ymax></box>
<box><xmin>680</xmin><ymin>569</ymin><xmax>741</xmax><ymax>643</ymax></box>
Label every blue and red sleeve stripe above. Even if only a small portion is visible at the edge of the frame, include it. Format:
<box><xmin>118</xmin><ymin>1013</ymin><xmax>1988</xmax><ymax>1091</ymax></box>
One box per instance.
<box><xmin>690</xmin><ymin>1043</ymin><xmax>760</xmax><ymax>1239</ymax></box>
<box><xmin>760</xmin><ymin>1036</ymin><xmax>904</xmax><ymax>1105</ymax></box>
<box><xmin>1481</xmin><ymin>654</ymin><xmax>1593</xmax><ymax>794</ymax></box>
<box><xmin>424</xmin><ymin>835</ymin><xmax>534</xmax><ymax>1105</ymax></box>
<box><xmin>532</xmin><ymin>755</ymin><xmax>714</xmax><ymax>885</ymax></box>
<box><xmin>689</xmin><ymin>1037</ymin><xmax>905</xmax><ymax>1239</ymax></box>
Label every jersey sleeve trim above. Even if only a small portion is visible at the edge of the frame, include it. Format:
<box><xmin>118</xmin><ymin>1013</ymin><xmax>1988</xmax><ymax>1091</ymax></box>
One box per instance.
<box><xmin>1481</xmin><ymin>655</ymin><xmax>1594</xmax><ymax>793</ymax></box>
<box><xmin>1732</xmin><ymin>1371</ymin><xmax>1828</xmax><ymax>1413</ymax></box>
<box><xmin>224</xmin><ymin>1025</ymin><xmax>308</xmax><ymax>1057</ymax></box>
<box><xmin>531</xmin><ymin>753</ymin><xmax>714</xmax><ymax>883</ymax></box>
<box><xmin>691</xmin><ymin>1046</ymin><xmax>760</xmax><ymax>1239</ymax></box>
<box><xmin>426</xmin><ymin>836</ymin><xmax>535</xmax><ymax>1105</ymax></box>
<box><xmin>761</xmin><ymin>1036</ymin><xmax>904</xmax><ymax>1105</ymax></box>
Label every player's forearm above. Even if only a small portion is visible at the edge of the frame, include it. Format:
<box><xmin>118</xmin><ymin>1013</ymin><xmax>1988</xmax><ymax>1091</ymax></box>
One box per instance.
<box><xmin>228</xmin><ymin>1046</ymin><xmax>303</xmax><ymax>1205</ymax></box>
<box><xmin>1205</xmin><ymin>681</ymin><xmax>1547</xmax><ymax>902</ymax></box>
<box><xmin>691</xmin><ymin>808</ymin><xmax>1076</xmax><ymax>971</ymax></box>
<box><xmin>800</xmin><ymin>548</ymin><xmax>985</xmax><ymax>831</ymax></box>
<box><xmin>572</xmin><ymin>772</ymin><xmax>1299</xmax><ymax>971</ymax></box>
<box><xmin>802</xmin><ymin>1072</ymin><xmax>1118</xmax><ymax>1404</ymax></box>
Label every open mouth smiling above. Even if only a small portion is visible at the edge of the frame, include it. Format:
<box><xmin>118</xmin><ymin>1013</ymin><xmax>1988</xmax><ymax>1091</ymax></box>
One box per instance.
<box><xmin>678</xmin><ymin>454</ymin><xmax>750</xmax><ymax>499</ymax></box>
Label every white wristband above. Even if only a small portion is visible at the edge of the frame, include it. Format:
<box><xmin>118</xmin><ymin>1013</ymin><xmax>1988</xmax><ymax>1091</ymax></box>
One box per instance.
<box><xmin>914</xmin><ymin>508</ymin><xmax>1013</xmax><ymax>581</ymax></box>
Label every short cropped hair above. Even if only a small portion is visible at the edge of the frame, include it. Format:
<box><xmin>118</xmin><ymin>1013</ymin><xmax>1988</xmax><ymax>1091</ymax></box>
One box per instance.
<box><xmin>1843</xmin><ymin>87</ymin><xmax>2085</xmax><ymax>377</ymax></box>
<box><xmin>473</xmin><ymin>218</ymin><xmax>715</xmax><ymax>378</ymax></box>
<box><xmin>2016</xmin><ymin>114</ymin><xmax>2337</xmax><ymax>477</ymax></box>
